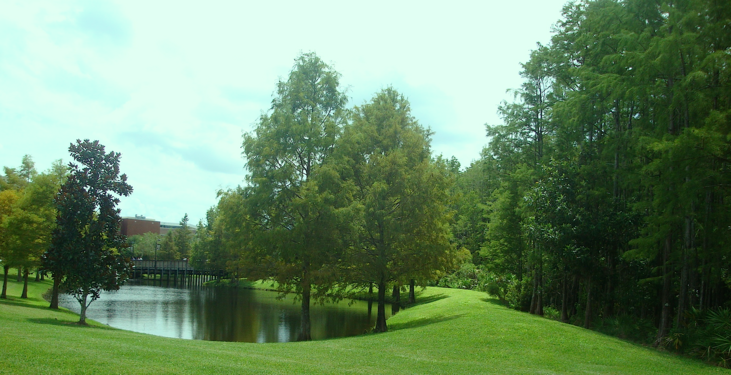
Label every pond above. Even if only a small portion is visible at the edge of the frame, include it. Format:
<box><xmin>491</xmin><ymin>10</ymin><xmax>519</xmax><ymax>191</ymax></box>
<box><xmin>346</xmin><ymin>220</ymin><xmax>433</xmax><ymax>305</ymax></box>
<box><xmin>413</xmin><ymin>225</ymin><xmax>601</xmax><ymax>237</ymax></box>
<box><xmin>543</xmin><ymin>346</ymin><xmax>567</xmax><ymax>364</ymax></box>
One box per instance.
<box><xmin>58</xmin><ymin>281</ymin><xmax>392</xmax><ymax>343</ymax></box>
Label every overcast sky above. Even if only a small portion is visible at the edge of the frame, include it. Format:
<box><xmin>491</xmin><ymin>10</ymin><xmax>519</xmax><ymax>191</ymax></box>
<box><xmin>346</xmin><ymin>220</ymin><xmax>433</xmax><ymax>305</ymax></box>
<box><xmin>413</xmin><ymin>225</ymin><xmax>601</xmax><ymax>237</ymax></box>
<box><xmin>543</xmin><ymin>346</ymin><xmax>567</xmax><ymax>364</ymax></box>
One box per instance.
<box><xmin>0</xmin><ymin>0</ymin><xmax>568</xmax><ymax>225</ymax></box>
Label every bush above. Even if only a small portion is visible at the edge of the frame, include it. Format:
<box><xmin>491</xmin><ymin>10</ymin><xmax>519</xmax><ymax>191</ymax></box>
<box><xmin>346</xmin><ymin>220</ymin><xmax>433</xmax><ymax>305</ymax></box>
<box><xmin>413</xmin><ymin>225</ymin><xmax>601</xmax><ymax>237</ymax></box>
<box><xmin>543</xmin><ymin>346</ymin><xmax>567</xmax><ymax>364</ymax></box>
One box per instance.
<box><xmin>660</xmin><ymin>307</ymin><xmax>731</xmax><ymax>368</ymax></box>
<box><xmin>437</xmin><ymin>262</ymin><xmax>487</xmax><ymax>290</ymax></box>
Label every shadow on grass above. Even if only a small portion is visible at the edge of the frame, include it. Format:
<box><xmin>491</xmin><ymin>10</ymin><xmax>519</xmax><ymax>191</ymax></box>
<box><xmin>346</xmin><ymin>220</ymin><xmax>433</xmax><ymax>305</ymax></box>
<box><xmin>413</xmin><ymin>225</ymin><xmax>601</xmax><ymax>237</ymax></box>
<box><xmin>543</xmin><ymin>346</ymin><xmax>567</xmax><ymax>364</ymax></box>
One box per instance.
<box><xmin>389</xmin><ymin>313</ymin><xmax>466</xmax><ymax>331</ymax></box>
<box><xmin>27</xmin><ymin>317</ymin><xmax>85</xmax><ymax>327</ymax></box>
<box><xmin>408</xmin><ymin>293</ymin><xmax>449</xmax><ymax>308</ymax></box>
<box><xmin>0</xmin><ymin>297</ymin><xmax>58</xmax><ymax>312</ymax></box>
<box><xmin>0</xmin><ymin>296</ymin><xmax>105</xmax><ymax>328</ymax></box>
<box><xmin>481</xmin><ymin>296</ymin><xmax>509</xmax><ymax>307</ymax></box>
<box><xmin>27</xmin><ymin>316</ymin><xmax>114</xmax><ymax>330</ymax></box>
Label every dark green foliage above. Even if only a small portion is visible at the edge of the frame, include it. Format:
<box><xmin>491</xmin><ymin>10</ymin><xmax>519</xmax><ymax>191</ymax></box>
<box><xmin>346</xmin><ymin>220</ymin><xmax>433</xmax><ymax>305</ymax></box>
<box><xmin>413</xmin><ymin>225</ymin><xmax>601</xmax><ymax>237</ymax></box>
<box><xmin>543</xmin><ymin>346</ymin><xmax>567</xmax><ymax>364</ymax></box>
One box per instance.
<box><xmin>445</xmin><ymin>0</ymin><xmax>731</xmax><ymax>364</ymax></box>
<box><xmin>42</xmin><ymin>140</ymin><xmax>133</xmax><ymax>323</ymax></box>
<box><xmin>660</xmin><ymin>308</ymin><xmax>731</xmax><ymax>368</ymax></box>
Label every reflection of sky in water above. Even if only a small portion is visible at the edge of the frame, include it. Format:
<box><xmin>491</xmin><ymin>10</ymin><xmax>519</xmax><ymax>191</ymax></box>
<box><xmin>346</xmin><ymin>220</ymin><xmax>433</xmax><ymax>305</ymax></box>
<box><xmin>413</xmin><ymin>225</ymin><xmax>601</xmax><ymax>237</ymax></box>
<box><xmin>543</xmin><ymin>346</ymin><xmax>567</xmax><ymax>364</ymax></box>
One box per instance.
<box><xmin>58</xmin><ymin>282</ymin><xmax>390</xmax><ymax>343</ymax></box>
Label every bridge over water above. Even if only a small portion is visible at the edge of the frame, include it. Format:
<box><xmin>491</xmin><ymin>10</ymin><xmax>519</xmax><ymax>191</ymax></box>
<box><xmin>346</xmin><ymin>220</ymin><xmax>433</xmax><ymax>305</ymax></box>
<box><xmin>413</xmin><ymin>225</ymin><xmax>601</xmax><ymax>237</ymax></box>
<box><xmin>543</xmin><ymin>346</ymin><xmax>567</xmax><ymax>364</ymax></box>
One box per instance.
<box><xmin>131</xmin><ymin>260</ymin><xmax>225</xmax><ymax>286</ymax></box>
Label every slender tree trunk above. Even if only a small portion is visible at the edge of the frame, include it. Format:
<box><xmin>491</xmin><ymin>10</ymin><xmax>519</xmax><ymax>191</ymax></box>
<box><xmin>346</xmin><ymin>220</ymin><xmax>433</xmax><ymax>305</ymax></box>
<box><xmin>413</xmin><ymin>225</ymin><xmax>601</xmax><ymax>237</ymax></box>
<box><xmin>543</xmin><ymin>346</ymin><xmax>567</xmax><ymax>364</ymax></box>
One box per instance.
<box><xmin>375</xmin><ymin>278</ymin><xmax>388</xmax><ymax>333</ymax></box>
<box><xmin>537</xmin><ymin>256</ymin><xmax>543</xmax><ymax>316</ymax></box>
<box><xmin>409</xmin><ymin>279</ymin><xmax>415</xmax><ymax>304</ymax></box>
<box><xmin>561</xmin><ymin>272</ymin><xmax>569</xmax><ymax>323</ymax></box>
<box><xmin>584</xmin><ymin>276</ymin><xmax>592</xmax><ymax>329</ymax></box>
<box><xmin>78</xmin><ymin>292</ymin><xmax>88</xmax><ymax>325</ymax></box>
<box><xmin>391</xmin><ymin>284</ymin><xmax>401</xmax><ymax>315</ymax></box>
<box><xmin>392</xmin><ymin>284</ymin><xmax>400</xmax><ymax>303</ymax></box>
<box><xmin>35</xmin><ymin>270</ymin><xmax>40</xmax><ymax>282</ymax></box>
<box><xmin>21</xmin><ymin>268</ymin><xmax>29</xmax><ymax>298</ymax></box>
<box><xmin>606</xmin><ymin>254</ymin><xmax>615</xmax><ymax>317</ymax></box>
<box><xmin>1</xmin><ymin>265</ymin><xmax>9</xmax><ymax>299</ymax></box>
<box><xmin>49</xmin><ymin>275</ymin><xmax>61</xmax><ymax>309</ymax></box>
<box><xmin>530</xmin><ymin>265</ymin><xmax>538</xmax><ymax>314</ymax></box>
<box><xmin>676</xmin><ymin>226</ymin><xmax>690</xmax><ymax>329</ymax></box>
<box><xmin>16</xmin><ymin>267</ymin><xmax>22</xmax><ymax>282</ymax></box>
<box><xmin>655</xmin><ymin>232</ymin><xmax>673</xmax><ymax>346</ymax></box>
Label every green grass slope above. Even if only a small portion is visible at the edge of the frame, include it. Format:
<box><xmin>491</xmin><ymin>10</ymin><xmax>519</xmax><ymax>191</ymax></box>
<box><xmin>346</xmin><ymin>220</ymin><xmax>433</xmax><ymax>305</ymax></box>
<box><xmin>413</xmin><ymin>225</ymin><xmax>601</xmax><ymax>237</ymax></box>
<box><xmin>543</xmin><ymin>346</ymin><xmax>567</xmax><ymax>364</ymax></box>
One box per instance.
<box><xmin>0</xmin><ymin>273</ymin><xmax>724</xmax><ymax>374</ymax></box>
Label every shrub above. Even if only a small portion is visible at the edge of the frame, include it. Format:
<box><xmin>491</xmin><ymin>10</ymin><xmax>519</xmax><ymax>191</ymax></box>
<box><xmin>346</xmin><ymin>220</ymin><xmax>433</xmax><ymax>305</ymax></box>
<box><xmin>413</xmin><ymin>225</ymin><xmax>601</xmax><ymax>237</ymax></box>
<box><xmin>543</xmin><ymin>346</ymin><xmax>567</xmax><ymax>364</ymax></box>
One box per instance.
<box><xmin>437</xmin><ymin>262</ymin><xmax>487</xmax><ymax>290</ymax></box>
<box><xmin>660</xmin><ymin>307</ymin><xmax>731</xmax><ymax>368</ymax></box>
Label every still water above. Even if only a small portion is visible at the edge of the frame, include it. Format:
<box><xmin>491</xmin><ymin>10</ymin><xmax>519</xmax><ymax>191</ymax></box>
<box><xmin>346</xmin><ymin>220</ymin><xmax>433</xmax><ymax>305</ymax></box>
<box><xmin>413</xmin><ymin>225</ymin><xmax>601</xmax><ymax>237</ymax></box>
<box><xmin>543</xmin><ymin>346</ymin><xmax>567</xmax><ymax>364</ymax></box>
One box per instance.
<box><xmin>58</xmin><ymin>281</ymin><xmax>391</xmax><ymax>343</ymax></box>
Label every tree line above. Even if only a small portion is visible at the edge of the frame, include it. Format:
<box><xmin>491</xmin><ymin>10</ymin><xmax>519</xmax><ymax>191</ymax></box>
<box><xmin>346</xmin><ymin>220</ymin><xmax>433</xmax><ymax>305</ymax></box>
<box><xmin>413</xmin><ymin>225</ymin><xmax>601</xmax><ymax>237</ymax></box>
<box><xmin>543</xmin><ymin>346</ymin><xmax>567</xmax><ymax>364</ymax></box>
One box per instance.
<box><xmin>448</xmin><ymin>0</ymin><xmax>731</xmax><ymax>362</ymax></box>
<box><xmin>1</xmin><ymin>140</ymin><xmax>133</xmax><ymax>325</ymax></box>
<box><xmin>5</xmin><ymin>0</ymin><xmax>728</xmax><ymax>353</ymax></box>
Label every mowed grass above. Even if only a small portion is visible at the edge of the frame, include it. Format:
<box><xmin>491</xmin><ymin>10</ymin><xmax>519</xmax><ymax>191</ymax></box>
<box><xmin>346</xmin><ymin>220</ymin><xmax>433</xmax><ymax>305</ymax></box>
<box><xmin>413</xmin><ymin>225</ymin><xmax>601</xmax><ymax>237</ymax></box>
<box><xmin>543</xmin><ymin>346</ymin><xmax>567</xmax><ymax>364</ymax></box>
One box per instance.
<box><xmin>0</xmin><ymin>272</ymin><xmax>724</xmax><ymax>374</ymax></box>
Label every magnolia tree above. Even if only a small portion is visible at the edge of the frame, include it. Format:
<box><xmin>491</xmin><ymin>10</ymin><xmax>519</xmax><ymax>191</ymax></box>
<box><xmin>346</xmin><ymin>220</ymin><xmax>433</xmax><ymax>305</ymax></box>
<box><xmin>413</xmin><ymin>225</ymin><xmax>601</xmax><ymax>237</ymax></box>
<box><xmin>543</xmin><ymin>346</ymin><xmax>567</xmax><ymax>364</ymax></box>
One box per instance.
<box><xmin>42</xmin><ymin>140</ymin><xmax>133</xmax><ymax>323</ymax></box>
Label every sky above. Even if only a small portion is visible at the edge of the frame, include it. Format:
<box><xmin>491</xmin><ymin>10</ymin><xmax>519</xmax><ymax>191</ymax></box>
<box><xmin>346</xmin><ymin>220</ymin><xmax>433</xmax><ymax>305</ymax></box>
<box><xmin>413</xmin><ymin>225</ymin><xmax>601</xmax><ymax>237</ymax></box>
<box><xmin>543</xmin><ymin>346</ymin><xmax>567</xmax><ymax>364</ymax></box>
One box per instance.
<box><xmin>0</xmin><ymin>0</ymin><xmax>569</xmax><ymax>225</ymax></box>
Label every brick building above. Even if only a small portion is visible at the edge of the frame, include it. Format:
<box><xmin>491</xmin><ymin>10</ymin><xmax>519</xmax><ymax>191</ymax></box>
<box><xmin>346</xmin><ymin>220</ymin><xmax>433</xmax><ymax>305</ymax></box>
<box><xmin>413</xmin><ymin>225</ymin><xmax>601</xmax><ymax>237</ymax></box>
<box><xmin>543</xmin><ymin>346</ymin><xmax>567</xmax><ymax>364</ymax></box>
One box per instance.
<box><xmin>121</xmin><ymin>215</ymin><xmax>195</xmax><ymax>236</ymax></box>
<box><xmin>120</xmin><ymin>215</ymin><xmax>161</xmax><ymax>236</ymax></box>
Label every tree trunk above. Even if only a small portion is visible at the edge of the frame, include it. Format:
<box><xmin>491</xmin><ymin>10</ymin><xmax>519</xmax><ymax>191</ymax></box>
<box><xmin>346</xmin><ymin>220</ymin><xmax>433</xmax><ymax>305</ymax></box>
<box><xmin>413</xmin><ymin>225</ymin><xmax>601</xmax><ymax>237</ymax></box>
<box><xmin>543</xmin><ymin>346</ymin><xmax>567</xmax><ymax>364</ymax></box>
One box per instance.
<box><xmin>560</xmin><ymin>272</ymin><xmax>569</xmax><ymax>323</ymax></box>
<box><xmin>409</xmin><ymin>279</ymin><xmax>415</xmax><ymax>304</ymax></box>
<box><xmin>391</xmin><ymin>284</ymin><xmax>401</xmax><ymax>315</ymax></box>
<box><xmin>655</xmin><ymin>232</ymin><xmax>673</xmax><ymax>346</ymax></box>
<box><xmin>391</xmin><ymin>284</ymin><xmax>400</xmax><ymax>303</ymax></box>
<box><xmin>676</xmin><ymin>232</ymin><xmax>689</xmax><ymax>329</ymax></box>
<box><xmin>298</xmin><ymin>280</ymin><xmax>312</xmax><ymax>341</ymax></box>
<box><xmin>375</xmin><ymin>279</ymin><xmax>388</xmax><ymax>333</ymax></box>
<box><xmin>78</xmin><ymin>292</ymin><xmax>88</xmax><ymax>325</ymax></box>
<box><xmin>584</xmin><ymin>276</ymin><xmax>592</xmax><ymax>329</ymax></box>
<box><xmin>1</xmin><ymin>265</ymin><xmax>8</xmax><ymax>299</ymax></box>
<box><xmin>49</xmin><ymin>276</ymin><xmax>61</xmax><ymax>309</ymax></box>
<box><xmin>17</xmin><ymin>267</ymin><xmax>22</xmax><ymax>282</ymax></box>
<box><xmin>21</xmin><ymin>268</ymin><xmax>29</xmax><ymax>298</ymax></box>
<box><xmin>537</xmin><ymin>256</ymin><xmax>543</xmax><ymax>316</ymax></box>
<box><xmin>297</xmin><ymin>259</ymin><xmax>312</xmax><ymax>341</ymax></box>
<box><xmin>529</xmin><ymin>265</ymin><xmax>538</xmax><ymax>314</ymax></box>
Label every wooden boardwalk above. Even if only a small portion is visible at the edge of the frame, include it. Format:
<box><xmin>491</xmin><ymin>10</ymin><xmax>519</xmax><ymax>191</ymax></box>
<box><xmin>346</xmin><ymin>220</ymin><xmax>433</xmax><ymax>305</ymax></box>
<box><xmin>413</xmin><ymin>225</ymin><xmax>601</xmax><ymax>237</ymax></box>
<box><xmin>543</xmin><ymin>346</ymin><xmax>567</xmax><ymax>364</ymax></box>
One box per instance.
<box><xmin>131</xmin><ymin>260</ymin><xmax>225</xmax><ymax>286</ymax></box>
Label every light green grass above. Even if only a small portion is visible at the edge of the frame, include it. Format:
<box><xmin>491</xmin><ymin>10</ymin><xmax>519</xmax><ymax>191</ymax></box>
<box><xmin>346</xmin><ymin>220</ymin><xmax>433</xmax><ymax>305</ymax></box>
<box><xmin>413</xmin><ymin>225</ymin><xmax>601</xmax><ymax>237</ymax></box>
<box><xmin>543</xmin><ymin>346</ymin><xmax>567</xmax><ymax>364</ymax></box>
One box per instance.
<box><xmin>0</xmin><ymin>270</ymin><xmax>724</xmax><ymax>374</ymax></box>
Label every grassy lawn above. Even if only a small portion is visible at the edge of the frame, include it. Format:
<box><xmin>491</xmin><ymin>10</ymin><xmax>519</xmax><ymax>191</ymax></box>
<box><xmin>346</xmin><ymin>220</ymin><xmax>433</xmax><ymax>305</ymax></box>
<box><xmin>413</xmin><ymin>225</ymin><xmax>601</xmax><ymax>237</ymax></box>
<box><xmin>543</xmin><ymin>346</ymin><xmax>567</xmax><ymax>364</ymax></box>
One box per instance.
<box><xmin>0</xmin><ymin>271</ymin><xmax>724</xmax><ymax>374</ymax></box>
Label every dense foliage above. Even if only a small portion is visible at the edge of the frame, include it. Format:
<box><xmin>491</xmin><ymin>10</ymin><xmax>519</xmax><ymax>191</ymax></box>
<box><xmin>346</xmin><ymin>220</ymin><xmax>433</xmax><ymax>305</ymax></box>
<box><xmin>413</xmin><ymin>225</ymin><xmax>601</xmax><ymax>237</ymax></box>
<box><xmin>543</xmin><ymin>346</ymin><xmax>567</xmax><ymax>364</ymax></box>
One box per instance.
<box><xmin>192</xmin><ymin>54</ymin><xmax>457</xmax><ymax>337</ymax></box>
<box><xmin>449</xmin><ymin>0</ymin><xmax>731</xmax><ymax>364</ymax></box>
<box><xmin>42</xmin><ymin>140</ymin><xmax>133</xmax><ymax>323</ymax></box>
<box><xmin>0</xmin><ymin>156</ymin><xmax>66</xmax><ymax>299</ymax></box>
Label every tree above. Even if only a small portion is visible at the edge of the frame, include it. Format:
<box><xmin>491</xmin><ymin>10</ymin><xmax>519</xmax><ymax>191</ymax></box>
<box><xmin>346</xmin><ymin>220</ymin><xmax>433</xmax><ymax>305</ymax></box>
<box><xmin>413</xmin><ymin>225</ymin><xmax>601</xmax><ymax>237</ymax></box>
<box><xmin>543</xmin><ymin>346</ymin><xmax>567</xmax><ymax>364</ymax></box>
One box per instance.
<box><xmin>173</xmin><ymin>213</ymin><xmax>192</xmax><ymax>259</ymax></box>
<box><xmin>42</xmin><ymin>140</ymin><xmax>133</xmax><ymax>322</ymax></box>
<box><xmin>0</xmin><ymin>189</ymin><xmax>19</xmax><ymax>299</ymax></box>
<box><xmin>4</xmin><ymin>165</ymin><xmax>67</xmax><ymax>298</ymax></box>
<box><xmin>127</xmin><ymin>232</ymin><xmax>162</xmax><ymax>260</ymax></box>
<box><xmin>241</xmin><ymin>52</ymin><xmax>349</xmax><ymax>341</ymax></box>
<box><xmin>158</xmin><ymin>230</ymin><xmax>177</xmax><ymax>261</ymax></box>
<box><xmin>338</xmin><ymin>88</ymin><xmax>455</xmax><ymax>332</ymax></box>
<box><xmin>0</xmin><ymin>155</ymin><xmax>37</xmax><ymax>284</ymax></box>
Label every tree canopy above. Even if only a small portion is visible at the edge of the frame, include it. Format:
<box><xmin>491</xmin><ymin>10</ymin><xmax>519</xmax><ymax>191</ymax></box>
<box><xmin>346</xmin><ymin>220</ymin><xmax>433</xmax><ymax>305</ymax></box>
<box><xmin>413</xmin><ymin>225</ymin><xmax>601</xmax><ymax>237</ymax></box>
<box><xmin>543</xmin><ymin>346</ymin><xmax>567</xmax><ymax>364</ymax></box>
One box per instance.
<box><xmin>42</xmin><ymin>140</ymin><xmax>133</xmax><ymax>323</ymax></box>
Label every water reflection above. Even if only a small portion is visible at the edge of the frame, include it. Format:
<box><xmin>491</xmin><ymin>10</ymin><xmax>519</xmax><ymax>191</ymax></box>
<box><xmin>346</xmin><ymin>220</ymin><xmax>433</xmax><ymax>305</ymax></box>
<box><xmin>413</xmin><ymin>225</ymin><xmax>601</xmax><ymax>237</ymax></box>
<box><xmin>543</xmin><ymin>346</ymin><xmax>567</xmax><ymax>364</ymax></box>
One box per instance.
<box><xmin>58</xmin><ymin>281</ymin><xmax>391</xmax><ymax>343</ymax></box>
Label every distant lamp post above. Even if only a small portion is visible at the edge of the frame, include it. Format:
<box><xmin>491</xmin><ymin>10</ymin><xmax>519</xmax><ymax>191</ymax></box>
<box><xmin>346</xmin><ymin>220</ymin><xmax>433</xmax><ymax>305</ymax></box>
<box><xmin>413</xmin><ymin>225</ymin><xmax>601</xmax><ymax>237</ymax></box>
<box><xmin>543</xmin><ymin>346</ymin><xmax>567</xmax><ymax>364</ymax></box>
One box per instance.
<box><xmin>155</xmin><ymin>238</ymin><xmax>160</xmax><ymax>279</ymax></box>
